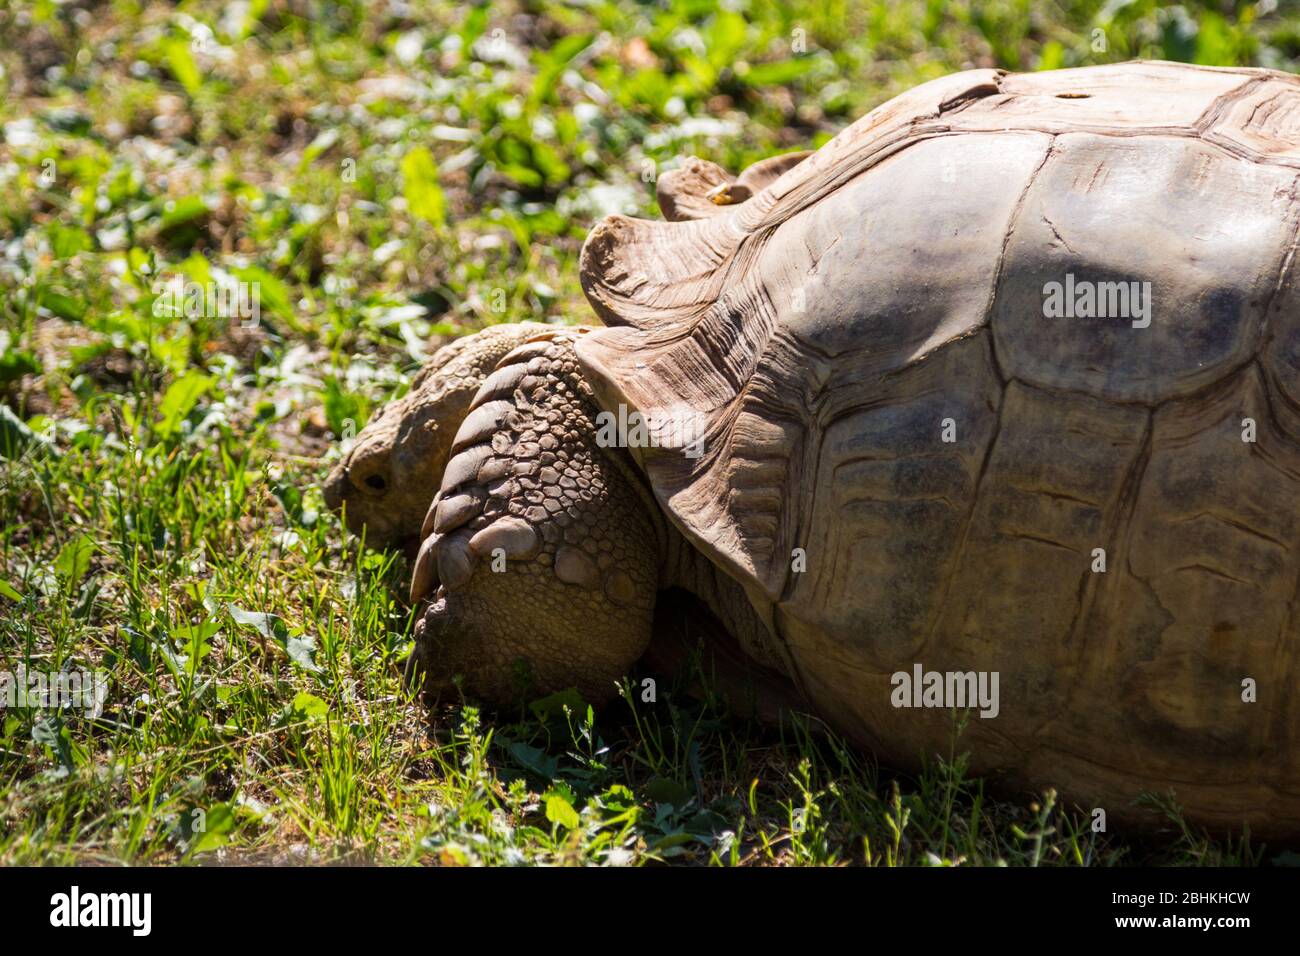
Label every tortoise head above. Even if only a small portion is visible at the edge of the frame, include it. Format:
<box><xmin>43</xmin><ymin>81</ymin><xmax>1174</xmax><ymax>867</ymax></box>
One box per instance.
<box><xmin>323</xmin><ymin>373</ymin><xmax>470</xmax><ymax>555</ymax></box>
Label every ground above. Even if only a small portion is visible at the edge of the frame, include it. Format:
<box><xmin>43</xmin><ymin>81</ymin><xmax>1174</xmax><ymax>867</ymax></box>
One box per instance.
<box><xmin>1</xmin><ymin>0</ymin><xmax>1297</xmax><ymax>866</ymax></box>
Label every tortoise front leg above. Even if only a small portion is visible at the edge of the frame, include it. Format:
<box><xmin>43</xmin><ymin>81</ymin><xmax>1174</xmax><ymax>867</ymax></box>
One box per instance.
<box><xmin>408</xmin><ymin>329</ymin><xmax>664</xmax><ymax>706</ymax></box>
<box><xmin>322</xmin><ymin>322</ymin><xmax>552</xmax><ymax>552</ymax></box>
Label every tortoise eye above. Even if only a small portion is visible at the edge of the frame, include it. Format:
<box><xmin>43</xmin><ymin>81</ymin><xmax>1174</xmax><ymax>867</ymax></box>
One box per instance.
<box><xmin>364</xmin><ymin>474</ymin><xmax>387</xmax><ymax>492</ymax></box>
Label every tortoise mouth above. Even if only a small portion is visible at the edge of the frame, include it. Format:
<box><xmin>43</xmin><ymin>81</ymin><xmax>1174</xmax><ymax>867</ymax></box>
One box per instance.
<box><xmin>322</xmin><ymin>471</ymin><xmax>413</xmax><ymax>555</ymax></box>
<box><xmin>322</xmin><ymin>462</ymin><xmax>349</xmax><ymax>513</ymax></box>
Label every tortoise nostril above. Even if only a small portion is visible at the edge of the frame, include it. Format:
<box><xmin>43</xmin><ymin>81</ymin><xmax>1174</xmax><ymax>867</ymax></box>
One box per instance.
<box><xmin>364</xmin><ymin>473</ymin><xmax>387</xmax><ymax>492</ymax></box>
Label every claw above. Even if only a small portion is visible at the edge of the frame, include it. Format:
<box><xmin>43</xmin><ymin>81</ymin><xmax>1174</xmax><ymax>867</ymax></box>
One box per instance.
<box><xmin>437</xmin><ymin>532</ymin><xmax>476</xmax><ymax>591</ymax></box>
<box><xmin>441</xmin><ymin>445</ymin><xmax>494</xmax><ymax>493</ymax></box>
<box><xmin>468</xmin><ymin>516</ymin><xmax>540</xmax><ymax>560</ymax></box>
<box><xmin>497</xmin><ymin>339</ymin><xmax>560</xmax><ymax>366</ymax></box>
<box><xmin>420</xmin><ymin>492</ymin><xmax>442</xmax><ymax>541</ymax></box>
<box><xmin>476</xmin><ymin>457</ymin><xmax>513</xmax><ymax>483</ymax></box>
<box><xmin>434</xmin><ymin>490</ymin><xmax>485</xmax><ymax>534</ymax></box>
<box><xmin>471</xmin><ymin>362</ymin><xmax>531</xmax><ymax>406</ymax></box>
<box><xmin>410</xmin><ymin>533</ymin><xmax>440</xmax><ymax>603</ymax></box>
<box><xmin>452</xmin><ymin>400</ymin><xmax>517</xmax><ymax>454</ymax></box>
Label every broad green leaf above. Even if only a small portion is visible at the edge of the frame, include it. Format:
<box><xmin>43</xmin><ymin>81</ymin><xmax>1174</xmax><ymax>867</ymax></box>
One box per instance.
<box><xmin>233</xmin><ymin>265</ymin><xmax>293</xmax><ymax>321</ymax></box>
<box><xmin>706</xmin><ymin>10</ymin><xmax>748</xmax><ymax>69</ymax></box>
<box><xmin>0</xmin><ymin>579</ymin><xmax>22</xmax><ymax>602</ymax></box>
<box><xmin>0</xmin><ymin>349</ymin><xmax>40</xmax><ymax>387</ymax></box>
<box><xmin>531</xmin><ymin>33</ymin><xmax>593</xmax><ymax>104</ymax></box>
<box><xmin>158</xmin><ymin>195</ymin><xmax>209</xmax><ymax>230</ymax></box>
<box><xmin>149</xmin><ymin>330</ymin><xmax>193</xmax><ymax>377</ymax></box>
<box><xmin>176</xmin><ymin>252</ymin><xmax>214</xmax><ymax>285</ymax></box>
<box><xmin>189</xmin><ymin>802</ymin><xmax>235</xmax><ymax>854</ymax></box>
<box><xmin>41</xmin><ymin>108</ymin><xmax>92</xmax><ymax>135</ymax></box>
<box><xmin>742</xmin><ymin>57</ymin><xmax>819</xmax><ymax>87</ymax></box>
<box><xmin>529</xmin><ymin>139</ymin><xmax>570</xmax><ymax>188</ymax></box>
<box><xmin>0</xmin><ymin>404</ymin><xmax>49</xmax><ymax>460</ymax></box>
<box><xmin>173</xmin><ymin>617</ymin><xmax>220</xmax><ymax>670</ymax></box>
<box><xmin>282</xmin><ymin>633</ymin><xmax>323</xmax><ymax>673</ymax></box>
<box><xmin>163</xmin><ymin>38</ymin><xmax>203</xmax><ymax>96</ymax></box>
<box><xmin>401</xmin><ymin>147</ymin><xmax>446</xmax><ymax>227</ymax></box>
<box><xmin>459</xmin><ymin>5</ymin><xmax>489</xmax><ymax>49</ymax></box>
<box><xmin>322</xmin><ymin>376</ymin><xmax>364</xmax><ymax>439</ymax></box>
<box><xmin>228</xmin><ymin>605</ymin><xmax>279</xmax><ymax>637</ymax></box>
<box><xmin>529</xmin><ymin>686</ymin><xmax>586</xmax><ymax>723</ymax></box>
<box><xmin>54</xmin><ymin>534</ymin><xmax>96</xmax><ymax>585</ymax></box>
<box><xmin>156</xmin><ymin>371</ymin><xmax>213</xmax><ymax>438</ymax></box>
<box><xmin>544</xmin><ymin>788</ymin><xmax>580</xmax><ymax>830</ymax></box>
<box><xmin>49</xmin><ymin>223</ymin><xmax>92</xmax><ymax>259</ymax></box>
<box><xmin>648</xmin><ymin>830</ymin><xmax>695</xmax><ymax>851</ymax></box>
<box><xmin>507</xmin><ymin>740</ymin><xmax>558</xmax><ymax>780</ymax></box>
<box><xmin>1195</xmin><ymin>12</ymin><xmax>1238</xmax><ymax>66</ymax></box>
<box><xmin>1036</xmin><ymin>40</ymin><xmax>1065</xmax><ymax>71</ymax></box>
<box><xmin>36</xmin><ymin>288</ymin><xmax>87</xmax><ymax>322</ymax></box>
<box><xmin>106</xmin><ymin>166</ymin><xmax>140</xmax><ymax>207</ymax></box>
<box><xmin>496</xmin><ymin>163</ymin><xmax>542</xmax><ymax>189</ymax></box>
<box><xmin>644</xmin><ymin>777</ymin><xmax>692</xmax><ymax>808</ymax></box>
<box><xmin>598</xmin><ymin>784</ymin><xmax>636</xmax><ymax>814</ymax></box>
<box><xmin>272</xmin><ymin>481</ymin><xmax>317</xmax><ymax>527</ymax></box>
<box><xmin>301</xmin><ymin>128</ymin><xmax>339</xmax><ymax>167</ymax></box>
<box><xmin>227</xmin><ymin>604</ymin><xmax>322</xmax><ymax>672</ymax></box>
<box><xmin>291</xmin><ymin>692</ymin><xmax>328</xmax><ymax>720</ymax></box>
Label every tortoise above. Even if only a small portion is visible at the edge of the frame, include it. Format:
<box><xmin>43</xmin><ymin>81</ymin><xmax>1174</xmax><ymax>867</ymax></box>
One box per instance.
<box><xmin>326</xmin><ymin>61</ymin><xmax>1300</xmax><ymax>836</ymax></box>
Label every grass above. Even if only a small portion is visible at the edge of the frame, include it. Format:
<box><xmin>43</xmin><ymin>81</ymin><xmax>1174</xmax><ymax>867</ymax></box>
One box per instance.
<box><xmin>1</xmin><ymin>0</ymin><xmax>1297</xmax><ymax>866</ymax></box>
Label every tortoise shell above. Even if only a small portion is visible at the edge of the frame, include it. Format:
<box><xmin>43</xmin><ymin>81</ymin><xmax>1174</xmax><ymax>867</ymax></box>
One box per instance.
<box><xmin>576</xmin><ymin>61</ymin><xmax>1300</xmax><ymax>830</ymax></box>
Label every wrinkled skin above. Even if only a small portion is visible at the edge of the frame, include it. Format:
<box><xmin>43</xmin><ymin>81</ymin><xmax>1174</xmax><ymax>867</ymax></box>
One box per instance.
<box><xmin>323</xmin><ymin>323</ymin><xmax>551</xmax><ymax>553</ymax></box>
